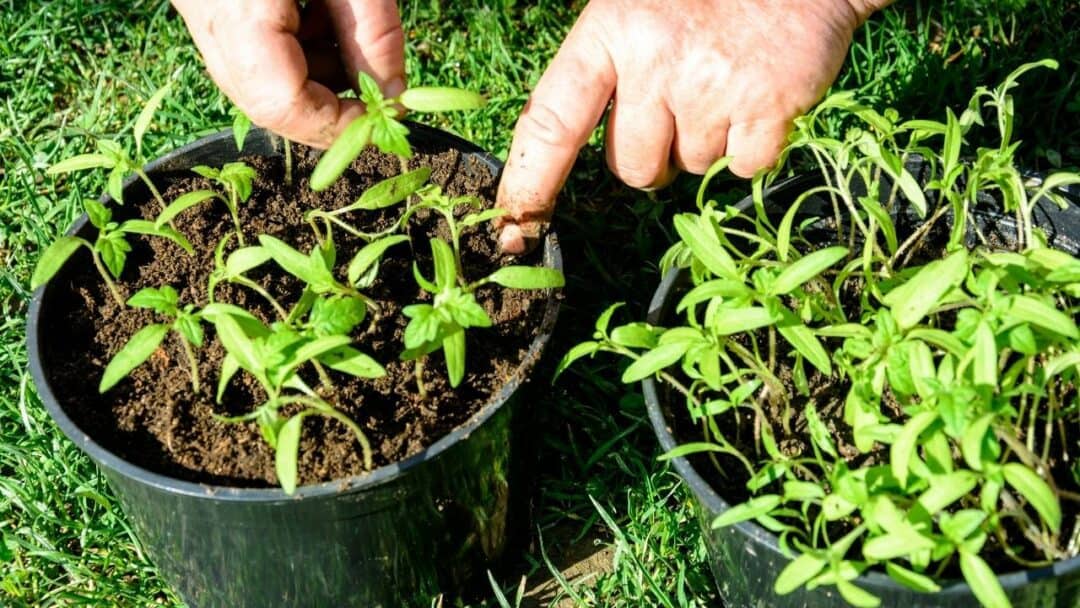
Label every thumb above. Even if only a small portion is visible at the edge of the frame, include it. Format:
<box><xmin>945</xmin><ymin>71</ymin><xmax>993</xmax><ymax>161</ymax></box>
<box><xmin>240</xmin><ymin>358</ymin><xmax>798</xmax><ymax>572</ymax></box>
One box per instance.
<box><xmin>496</xmin><ymin>10</ymin><xmax>615</xmax><ymax>254</ymax></box>
<box><xmin>326</xmin><ymin>0</ymin><xmax>406</xmax><ymax>97</ymax></box>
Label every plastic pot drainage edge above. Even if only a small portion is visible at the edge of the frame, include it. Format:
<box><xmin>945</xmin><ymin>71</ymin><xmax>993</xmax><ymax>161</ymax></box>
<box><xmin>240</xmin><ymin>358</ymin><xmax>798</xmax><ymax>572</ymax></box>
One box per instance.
<box><xmin>27</xmin><ymin>124</ymin><xmax>563</xmax><ymax>608</ymax></box>
<box><xmin>642</xmin><ymin>168</ymin><xmax>1080</xmax><ymax>608</ymax></box>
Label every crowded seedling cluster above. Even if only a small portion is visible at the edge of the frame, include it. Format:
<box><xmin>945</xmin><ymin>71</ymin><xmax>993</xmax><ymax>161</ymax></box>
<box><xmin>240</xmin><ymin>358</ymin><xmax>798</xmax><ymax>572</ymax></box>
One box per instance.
<box><xmin>32</xmin><ymin>74</ymin><xmax>563</xmax><ymax>494</ymax></box>
<box><xmin>563</xmin><ymin>60</ymin><xmax>1080</xmax><ymax>607</ymax></box>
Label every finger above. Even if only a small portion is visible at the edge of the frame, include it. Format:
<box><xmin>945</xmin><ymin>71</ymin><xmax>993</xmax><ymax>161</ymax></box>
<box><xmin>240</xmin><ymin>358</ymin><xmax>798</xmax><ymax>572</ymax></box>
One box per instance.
<box><xmin>326</xmin><ymin>0</ymin><xmax>406</xmax><ymax>97</ymax></box>
<box><xmin>178</xmin><ymin>1</ymin><xmax>364</xmax><ymax>148</ymax></box>
<box><xmin>605</xmin><ymin>92</ymin><xmax>676</xmax><ymax>189</ymax></box>
<box><xmin>495</xmin><ymin>9</ymin><xmax>616</xmax><ymax>253</ymax></box>
<box><xmin>671</xmin><ymin>116</ymin><xmax>729</xmax><ymax>175</ymax></box>
<box><xmin>725</xmin><ymin>119</ymin><xmax>792</xmax><ymax>178</ymax></box>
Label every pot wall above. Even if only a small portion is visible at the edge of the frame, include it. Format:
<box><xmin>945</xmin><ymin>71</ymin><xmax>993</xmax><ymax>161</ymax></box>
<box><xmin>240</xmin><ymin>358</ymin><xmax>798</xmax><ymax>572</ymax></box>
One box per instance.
<box><xmin>28</xmin><ymin>126</ymin><xmax>562</xmax><ymax>607</ymax></box>
<box><xmin>643</xmin><ymin>168</ymin><xmax>1080</xmax><ymax>607</ymax></box>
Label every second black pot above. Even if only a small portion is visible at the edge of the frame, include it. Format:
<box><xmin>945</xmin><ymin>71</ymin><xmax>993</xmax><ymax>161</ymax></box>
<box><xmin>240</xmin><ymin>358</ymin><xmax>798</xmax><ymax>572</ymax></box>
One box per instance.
<box><xmin>27</xmin><ymin>126</ymin><xmax>563</xmax><ymax>607</ymax></box>
<box><xmin>643</xmin><ymin>168</ymin><xmax>1080</xmax><ymax>607</ymax></box>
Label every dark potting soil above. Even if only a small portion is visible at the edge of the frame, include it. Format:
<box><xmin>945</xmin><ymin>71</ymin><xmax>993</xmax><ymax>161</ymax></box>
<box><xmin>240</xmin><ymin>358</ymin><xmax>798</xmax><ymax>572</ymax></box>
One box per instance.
<box><xmin>41</xmin><ymin>142</ymin><xmax>552</xmax><ymax>487</ymax></box>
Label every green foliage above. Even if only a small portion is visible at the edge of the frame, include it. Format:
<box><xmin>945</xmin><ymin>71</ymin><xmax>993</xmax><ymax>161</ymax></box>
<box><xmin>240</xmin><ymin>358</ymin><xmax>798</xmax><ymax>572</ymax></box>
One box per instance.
<box><xmin>569</xmin><ymin>62</ymin><xmax>1080</xmax><ymax>606</ymax></box>
<box><xmin>309</xmin><ymin>72</ymin><xmax>487</xmax><ymax>191</ymax></box>
<box><xmin>158</xmin><ymin>162</ymin><xmax>257</xmax><ymax>243</ymax></box>
<box><xmin>100</xmin><ymin>286</ymin><xmax>205</xmax><ymax>392</ymax></box>
<box><xmin>30</xmin><ymin>199</ymin><xmax>192</xmax><ymax>305</ymax></box>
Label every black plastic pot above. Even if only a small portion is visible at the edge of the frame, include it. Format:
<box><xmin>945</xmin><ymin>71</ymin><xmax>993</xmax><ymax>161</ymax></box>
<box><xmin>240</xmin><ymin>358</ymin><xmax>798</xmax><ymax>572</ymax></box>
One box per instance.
<box><xmin>27</xmin><ymin>125</ymin><xmax>562</xmax><ymax>607</ymax></box>
<box><xmin>643</xmin><ymin>168</ymin><xmax>1080</xmax><ymax>607</ymax></box>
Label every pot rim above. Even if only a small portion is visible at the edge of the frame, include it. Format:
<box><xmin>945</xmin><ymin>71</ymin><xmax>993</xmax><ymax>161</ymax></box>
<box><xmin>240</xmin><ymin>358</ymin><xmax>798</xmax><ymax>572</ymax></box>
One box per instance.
<box><xmin>26</xmin><ymin>124</ymin><xmax>562</xmax><ymax>503</ymax></box>
<box><xmin>643</xmin><ymin>170</ymin><xmax>1080</xmax><ymax>595</ymax></box>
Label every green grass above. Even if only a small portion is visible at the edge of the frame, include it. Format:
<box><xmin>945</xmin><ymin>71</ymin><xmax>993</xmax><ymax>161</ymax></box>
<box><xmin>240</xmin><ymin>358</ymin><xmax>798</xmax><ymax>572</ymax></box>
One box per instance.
<box><xmin>1</xmin><ymin>1</ymin><xmax>1078</xmax><ymax>606</ymax></box>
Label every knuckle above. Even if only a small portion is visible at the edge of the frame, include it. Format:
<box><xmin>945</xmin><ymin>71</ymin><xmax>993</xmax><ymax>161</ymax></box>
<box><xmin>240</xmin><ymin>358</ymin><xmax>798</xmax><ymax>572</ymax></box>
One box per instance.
<box><xmin>516</xmin><ymin>99</ymin><xmax>578</xmax><ymax>149</ymax></box>
<box><xmin>611</xmin><ymin>159</ymin><xmax>662</xmax><ymax>189</ymax></box>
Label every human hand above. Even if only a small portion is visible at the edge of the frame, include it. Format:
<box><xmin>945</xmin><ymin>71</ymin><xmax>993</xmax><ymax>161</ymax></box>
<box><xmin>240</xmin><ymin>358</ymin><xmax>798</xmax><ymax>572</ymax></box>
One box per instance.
<box><xmin>171</xmin><ymin>0</ymin><xmax>405</xmax><ymax>148</ymax></box>
<box><xmin>495</xmin><ymin>0</ymin><xmax>892</xmax><ymax>254</ymax></box>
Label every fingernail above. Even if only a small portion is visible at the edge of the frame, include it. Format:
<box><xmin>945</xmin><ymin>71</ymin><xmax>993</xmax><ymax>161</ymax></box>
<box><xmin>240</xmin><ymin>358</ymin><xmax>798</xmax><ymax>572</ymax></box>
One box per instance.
<box><xmin>498</xmin><ymin>224</ymin><xmax>525</xmax><ymax>255</ymax></box>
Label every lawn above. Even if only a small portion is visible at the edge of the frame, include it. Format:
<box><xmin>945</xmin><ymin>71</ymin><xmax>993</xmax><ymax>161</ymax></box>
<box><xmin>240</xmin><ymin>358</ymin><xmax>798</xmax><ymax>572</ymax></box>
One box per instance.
<box><xmin>1</xmin><ymin>1</ymin><xmax>1078</xmax><ymax>606</ymax></box>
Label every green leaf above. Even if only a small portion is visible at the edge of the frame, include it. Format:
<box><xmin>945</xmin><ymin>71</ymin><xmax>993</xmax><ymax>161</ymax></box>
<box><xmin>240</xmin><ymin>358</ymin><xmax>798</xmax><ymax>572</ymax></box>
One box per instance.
<box><xmin>83</xmin><ymin>199</ymin><xmax>112</xmax><ymax>228</ymax></box>
<box><xmin>891</xmin><ymin>411</ymin><xmax>938</xmax><ymax>487</ymax></box>
<box><xmin>885</xmin><ymin>562</ymin><xmax>941</xmax><ymax>593</ymax></box>
<box><xmin>156</xmin><ymin>190</ymin><xmax>218</xmax><ymax>227</ymax></box>
<box><xmin>962</xmin><ymin>413</ymin><xmax>996</xmax><ymax>471</ymax></box>
<box><xmin>1002</xmin><ymin>463</ymin><xmax>1061</xmax><ymax>532</ymax></box>
<box><xmin>657</xmin><ymin>442</ymin><xmax>729</xmax><ymax>461</ymax></box>
<box><xmin>31</xmin><ymin>236</ymin><xmax>85</xmax><ymax>289</ymax></box>
<box><xmin>213</xmin><ymin>314</ymin><xmax>260</xmax><ymax>373</ymax></box>
<box><xmin>672</xmin><ymin>214</ymin><xmax>737</xmax><ymax>279</ymax></box>
<box><xmin>712</xmin><ymin>495</ymin><xmax>781</xmax><ymax>527</ymax></box>
<box><xmin>972</xmin><ymin>321</ymin><xmax>998</xmax><ymax>387</ymax></box>
<box><xmin>126</xmin><ymin>285</ymin><xmax>179</xmax><ymax>315</ymax></box>
<box><xmin>443</xmin><ymin>328</ymin><xmax>466</xmax><ymax>387</ymax></box>
<box><xmin>258</xmin><ymin>235</ymin><xmax>335</xmax><ymax>290</ymax></box>
<box><xmin>275</xmin><ymin>413</ymin><xmax>305</xmax><ymax>494</ymax></box>
<box><xmin>863</xmin><ymin>529</ymin><xmax>935</xmax><ymax>561</ymax></box>
<box><xmin>774</xmin><ymin>553</ymin><xmax>828</xmax><ymax>595</ymax></box>
<box><xmin>486</xmin><ymin>266</ymin><xmax>565</xmax><ymax>289</ymax></box>
<box><xmin>370</xmin><ymin>115</ymin><xmax>412</xmax><ymax>158</ymax></box>
<box><xmin>118</xmin><ymin>220</ymin><xmax>194</xmax><ymax>254</ymax></box>
<box><xmin>99</xmin><ymin>324</ymin><xmax>169</xmax><ymax>392</ymax></box>
<box><xmin>217</xmin><ymin>354</ymin><xmax>239</xmax><ymax>403</ymax></box>
<box><xmin>357</xmin><ymin>71</ymin><xmax>385</xmax><ymax>105</ymax></box>
<box><xmin>346</xmin><ymin>235</ymin><xmax>409</xmax><ymax>286</ymax></box>
<box><xmin>710</xmin><ymin>306</ymin><xmax>779</xmax><ymax>336</ymax></box>
<box><xmin>430</xmin><ymin>238</ymin><xmax>457</xmax><ymax>291</ymax></box>
<box><xmin>621</xmin><ymin>341</ymin><xmax>691</xmax><ymax>383</ymax></box>
<box><xmin>769</xmin><ymin>246</ymin><xmax>848</xmax><ymax>295</ymax></box>
<box><xmin>883</xmin><ymin>250</ymin><xmax>969</xmax><ymax>329</ymax></box>
<box><xmin>225</xmin><ymin>246</ymin><xmax>271</xmax><ymax>278</ymax></box>
<box><xmin>174</xmin><ymin>313</ymin><xmax>204</xmax><ymax>348</ymax></box>
<box><xmin>310</xmin><ymin>117</ymin><xmax>373</xmax><ymax>191</ymax></box>
<box><xmin>399</xmin><ymin>87</ymin><xmax>486</xmax><ymax>112</ymax></box>
<box><xmin>308</xmin><ymin>296</ymin><xmax>367</xmax><ymax>337</ymax></box>
<box><xmin>918</xmin><ymin>471</ymin><xmax>978</xmax><ymax>515</ymax></box>
<box><xmin>805</xmin><ymin>402</ymin><xmax>838</xmax><ymax>458</ymax></box>
<box><xmin>837</xmin><ymin>581</ymin><xmax>881</xmax><ymax>608</ymax></box>
<box><xmin>609</xmin><ymin>323</ymin><xmax>661</xmax><ymax>349</ymax></box>
<box><xmin>231</xmin><ymin>108</ymin><xmax>252</xmax><ymax>151</ymax></box>
<box><xmin>675</xmin><ymin>279</ymin><xmax>750</xmax><ymax>313</ymax></box>
<box><xmin>342</xmin><ymin>168</ymin><xmax>431</xmax><ymax>212</ymax></box>
<box><xmin>46</xmin><ymin>154</ymin><xmax>115</xmax><ymax>174</ymax></box>
<box><xmin>402</xmin><ymin>304</ymin><xmax>440</xmax><ymax>349</ymax></box>
<box><xmin>1007</xmin><ymin>295</ymin><xmax>1079</xmax><ymax>340</ymax></box>
<box><xmin>107</xmin><ymin>166</ymin><xmax>126</xmax><ymax>204</ymax></box>
<box><xmin>554</xmin><ymin>341</ymin><xmax>599</xmax><ymax>380</ymax></box>
<box><xmin>959</xmin><ymin>551</ymin><xmax>1010</xmax><ymax>608</ymax></box>
<box><xmin>97</xmin><ymin>232</ymin><xmax>130</xmax><ymax>279</ymax></box>
<box><xmin>289</xmin><ymin>336</ymin><xmax>353</xmax><ymax>371</ymax></box>
<box><xmin>460</xmin><ymin>208</ymin><xmax>507</xmax><ymax>228</ymax></box>
<box><xmin>777</xmin><ymin>321</ymin><xmax>831</xmax><ymax>376</ymax></box>
<box><xmin>318</xmin><ymin>346</ymin><xmax>385</xmax><ymax>378</ymax></box>
<box><xmin>133</xmin><ymin>83</ymin><xmax>171</xmax><ymax>156</ymax></box>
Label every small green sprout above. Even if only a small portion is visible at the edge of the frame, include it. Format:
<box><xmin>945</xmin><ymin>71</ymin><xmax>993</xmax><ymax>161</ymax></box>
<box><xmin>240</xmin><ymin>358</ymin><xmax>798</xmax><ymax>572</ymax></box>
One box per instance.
<box><xmin>309</xmin><ymin>72</ymin><xmax>485</xmax><ymax>191</ymax></box>
<box><xmin>208</xmin><ymin>307</ymin><xmax>384</xmax><ymax>494</ymax></box>
<box><xmin>156</xmin><ymin>162</ymin><xmax>257</xmax><ymax>244</ymax></box>
<box><xmin>31</xmin><ymin>199</ymin><xmax>192</xmax><ymax>305</ymax></box>
<box><xmin>403</xmin><ymin>237</ymin><xmax>563</xmax><ymax>396</ymax></box>
<box><xmin>46</xmin><ymin>83</ymin><xmax>173</xmax><ymax>209</ymax></box>
<box><xmin>100</xmin><ymin>286</ymin><xmax>205</xmax><ymax>393</ymax></box>
<box><xmin>229</xmin><ymin>107</ymin><xmax>251</xmax><ymax>152</ymax></box>
<box><xmin>257</xmin><ymin>233</ymin><xmax>381</xmax><ymax>315</ymax></box>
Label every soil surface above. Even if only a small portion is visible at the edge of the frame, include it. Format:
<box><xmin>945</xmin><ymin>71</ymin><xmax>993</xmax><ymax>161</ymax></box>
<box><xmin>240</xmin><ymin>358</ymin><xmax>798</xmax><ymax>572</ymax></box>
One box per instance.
<box><xmin>41</xmin><ymin>142</ymin><xmax>554</xmax><ymax>487</ymax></box>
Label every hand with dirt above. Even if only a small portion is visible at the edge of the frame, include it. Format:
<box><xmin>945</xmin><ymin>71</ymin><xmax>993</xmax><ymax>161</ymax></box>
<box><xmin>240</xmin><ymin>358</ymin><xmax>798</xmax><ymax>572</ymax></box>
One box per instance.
<box><xmin>171</xmin><ymin>0</ymin><xmax>405</xmax><ymax>148</ymax></box>
<box><xmin>495</xmin><ymin>0</ymin><xmax>894</xmax><ymax>254</ymax></box>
